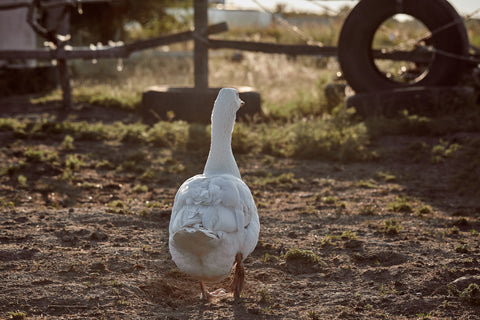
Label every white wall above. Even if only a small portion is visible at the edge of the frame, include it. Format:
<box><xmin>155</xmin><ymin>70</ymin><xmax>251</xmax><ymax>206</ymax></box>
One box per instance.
<box><xmin>209</xmin><ymin>8</ymin><xmax>272</xmax><ymax>29</ymax></box>
<box><xmin>0</xmin><ymin>7</ymin><xmax>36</xmax><ymax>50</ymax></box>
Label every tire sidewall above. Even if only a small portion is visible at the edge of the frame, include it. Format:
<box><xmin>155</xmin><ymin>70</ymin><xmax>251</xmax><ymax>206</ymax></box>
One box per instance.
<box><xmin>338</xmin><ymin>0</ymin><xmax>469</xmax><ymax>93</ymax></box>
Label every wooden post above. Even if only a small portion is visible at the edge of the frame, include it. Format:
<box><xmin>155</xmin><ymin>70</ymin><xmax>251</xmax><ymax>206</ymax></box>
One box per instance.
<box><xmin>194</xmin><ymin>0</ymin><xmax>208</xmax><ymax>90</ymax></box>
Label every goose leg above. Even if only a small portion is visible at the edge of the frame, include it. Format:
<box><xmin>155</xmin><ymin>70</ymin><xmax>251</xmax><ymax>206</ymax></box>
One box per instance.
<box><xmin>230</xmin><ymin>253</ymin><xmax>245</xmax><ymax>299</ymax></box>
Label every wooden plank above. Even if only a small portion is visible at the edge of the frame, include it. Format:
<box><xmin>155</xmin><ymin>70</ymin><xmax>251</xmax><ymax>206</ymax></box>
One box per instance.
<box><xmin>209</xmin><ymin>39</ymin><xmax>338</xmax><ymax>56</ymax></box>
<box><xmin>0</xmin><ymin>23</ymin><xmax>228</xmax><ymax>60</ymax></box>
<box><xmin>193</xmin><ymin>0</ymin><xmax>209</xmax><ymax>90</ymax></box>
<box><xmin>209</xmin><ymin>39</ymin><xmax>433</xmax><ymax>63</ymax></box>
<box><xmin>372</xmin><ymin>49</ymin><xmax>433</xmax><ymax>63</ymax></box>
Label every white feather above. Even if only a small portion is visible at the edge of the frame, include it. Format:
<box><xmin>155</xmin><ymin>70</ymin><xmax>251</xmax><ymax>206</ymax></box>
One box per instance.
<box><xmin>168</xmin><ymin>88</ymin><xmax>260</xmax><ymax>283</ymax></box>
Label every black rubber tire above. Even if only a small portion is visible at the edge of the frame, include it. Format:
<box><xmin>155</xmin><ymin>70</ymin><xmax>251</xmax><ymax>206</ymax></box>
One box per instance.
<box><xmin>338</xmin><ymin>0</ymin><xmax>470</xmax><ymax>93</ymax></box>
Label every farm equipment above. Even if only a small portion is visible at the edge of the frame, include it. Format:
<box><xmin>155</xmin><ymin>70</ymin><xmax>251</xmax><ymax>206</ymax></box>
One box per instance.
<box><xmin>0</xmin><ymin>0</ymin><xmax>479</xmax><ymax>120</ymax></box>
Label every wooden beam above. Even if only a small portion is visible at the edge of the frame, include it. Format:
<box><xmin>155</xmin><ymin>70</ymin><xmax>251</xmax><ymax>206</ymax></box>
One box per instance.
<box><xmin>209</xmin><ymin>39</ymin><xmax>434</xmax><ymax>63</ymax></box>
<box><xmin>194</xmin><ymin>0</ymin><xmax>209</xmax><ymax>90</ymax></box>
<box><xmin>0</xmin><ymin>23</ymin><xmax>228</xmax><ymax>61</ymax></box>
<box><xmin>209</xmin><ymin>39</ymin><xmax>337</xmax><ymax>56</ymax></box>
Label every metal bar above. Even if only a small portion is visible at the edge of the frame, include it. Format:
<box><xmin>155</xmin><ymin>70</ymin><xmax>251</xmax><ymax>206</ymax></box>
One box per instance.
<box><xmin>193</xmin><ymin>0</ymin><xmax>208</xmax><ymax>90</ymax></box>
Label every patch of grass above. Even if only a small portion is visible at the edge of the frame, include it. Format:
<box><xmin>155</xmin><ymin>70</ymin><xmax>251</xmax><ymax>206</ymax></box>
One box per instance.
<box><xmin>417</xmin><ymin>205</ymin><xmax>433</xmax><ymax>215</ymax></box>
<box><xmin>455</xmin><ymin>244</ymin><xmax>470</xmax><ymax>253</ymax></box>
<box><xmin>65</xmin><ymin>154</ymin><xmax>86</xmax><ymax>170</ymax></box>
<box><xmin>445</xmin><ymin>226</ymin><xmax>460</xmax><ymax>236</ymax></box>
<box><xmin>379</xmin><ymin>219</ymin><xmax>402</xmax><ymax>235</ymax></box>
<box><xmin>133</xmin><ymin>184</ymin><xmax>149</xmax><ymax>193</ymax></box>
<box><xmin>23</xmin><ymin>147</ymin><xmax>58</xmax><ymax>163</ymax></box>
<box><xmin>307</xmin><ymin>310</ymin><xmax>321</xmax><ymax>320</ymax></box>
<box><xmin>356</xmin><ymin>179</ymin><xmax>377</xmax><ymax>189</ymax></box>
<box><xmin>95</xmin><ymin>160</ymin><xmax>115</xmax><ymax>170</ymax></box>
<box><xmin>257</xmin><ymin>286</ymin><xmax>272</xmax><ymax>303</ymax></box>
<box><xmin>17</xmin><ymin>174</ymin><xmax>27</xmax><ymax>188</ymax></box>
<box><xmin>459</xmin><ymin>283</ymin><xmax>480</xmax><ymax>305</ymax></box>
<box><xmin>359</xmin><ymin>204</ymin><xmax>379</xmax><ymax>216</ymax></box>
<box><xmin>320</xmin><ymin>234</ymin><xmax>339</xmax><ymax>247</ymax></box>
<box><xmin>23</xmin><ymin>147</ymin><xmax>45</xmax><ymax>162</ymax></box>
<box><xmin>0</xmin><ymin>197</ymin><xmax>15</xmax><ymax>208</ymax></box>
<box><xmin>322</xmin><ymin>196</ymin><xmax>337</xmax><ymax>205</ymax></box>
<box><xmin>106</xmin><ymin>200</ymin><xmax>132</xmax><ymax>214</ymax></box>
<box><xmin>287</xmin><ymin>106</ymin><xmax>371</xmax><ymax>161</ymax></box>
<box><xmin>341</xmin><ymin>230</ymin><xmax>357</xmax><ymax>240</ymax></box>
<box><xmin>299</xmin><ymin>205</ymin><xmax>316</xmax><ymax>215</ymax></box>
<box><xmin>252</xmin><ymin>172</ymin><xmax>299</xmax><ymax>187</ymax></box>
<box><xmin>60</xmin><ymin>134</ymin><xmax>75</xmax><ymax>150</ymax></box>
<box><xmin>284</xmin><ymin>248</ymin><xmax>319</xmax><ymax>264</ymax></box>
<box><xmin>145</xmin><ymin>201</ymin><xmax>163</xmax><ymax>208</ymax></box>
<box><xmin>388</xmin><ymin>196</ymin><xmax>413</xmax><ymax>213</ymax></box>
<box><xmin>431</xmin><ymin>139</ymin><xmax>461</xmax><ymax>164</ymax></box>
<box><xmin>32</xmin><ymin>86</ymin><xmax>141</xmax><ymax>111</ymax></box>
<box><xmin>379</xmin><ymin>283</ymin><xmax>398</xmax><ymax>296</ymax></box>
<box><xmin>7</xmin><ymin>311</ymin><xmax>26</xmax><ymax>320</ymax></box>
<box><xmin>375</xmin><ymin>171</ymin><xmax>396</xmax><ymax>182</ymax></box>
<box><xmin>147</xmin><ymin>121</ymin><xmax>188</xmax><ymax>148</ymax></box>
<box><xmin>416</xmin><ymin>312</ymin><xmax>431</xmax><ymax>319</ymax></box>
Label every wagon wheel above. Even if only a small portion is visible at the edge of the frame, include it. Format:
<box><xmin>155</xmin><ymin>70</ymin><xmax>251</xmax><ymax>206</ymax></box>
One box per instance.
<box><xmin>337</xmin><ymin>0</ymin><xmax>470</xmax><ymax>93</ymax></box>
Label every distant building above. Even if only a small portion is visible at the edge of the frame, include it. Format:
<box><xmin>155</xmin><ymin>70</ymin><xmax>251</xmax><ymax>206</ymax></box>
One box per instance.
<box><xmin>208</xmin><ymin>9</ymin><xmax>273</xmax><ymax>29</ymax></box>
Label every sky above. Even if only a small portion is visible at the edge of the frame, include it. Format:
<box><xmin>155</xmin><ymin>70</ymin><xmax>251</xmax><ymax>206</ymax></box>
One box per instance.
<box><xmin>225</xmin><ymin>0</ymin><xmax>480</xmax><ymax>18</ymax></box>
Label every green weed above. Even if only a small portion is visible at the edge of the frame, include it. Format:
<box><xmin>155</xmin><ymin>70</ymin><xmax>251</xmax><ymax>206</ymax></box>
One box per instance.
<box><xmin>307</xmin><ymin>310</ymin><xmax>321</xmax><ymax>320</ymax></box>
<box><xmin>65</xmin><ymin>154</ymin><xmax>85</xmax><ymax>170</ymax></box>
<box><xmin>133</xmin><ymin>184</ymin><xmax>149</xmax><ymax>193</ymax></box>
<box><xmin>257</xmin><ymin>286</ymin><xmax>272</xmax><ymax>303</ymax></box>
<box><xmin>359</xmin><ymin>204</ymin><xmax>379</xmax><ymax>216</ymax></box>
<box><xmin>320</xmin><ymin>234</ymin><xmax>339</xmax><ymax>247</ymax></box>
<box><xmin>96</xmin><ymin>160</ymin><xmax>115</xmax><ymax>170</ymax></box>
<box><xmin>379</xmin><ymin>219</ymin><xmax>402</xmax><ymax>235</ymax></box>
<box><xmin>0</xmin><ymin>197</ymin><xmax>15</xmax><ymax>208</ymax></box>
<box><xmin>106</xmin><ymin>200</ymin><xmax>132</xmax><ymax>214</ymax></box>
<box><xmin>61</xmin><ymin>134</ymin><xmax>75</xmax><ymax>150</ymax></box>
<box><xmin>322</xmin><ymin>196</ymin><xmax>337</xmax><ymax>205</ymax></box>
<box><xmin>455</xmin><ymin>244</ymin><xmax>470</xmax><ymax>253</ymax></box>
<box><xmin>7</xmin><ymin>311</ymin><xmax>26</xmax><ymax>320</ymax></box>
<box><xmin>459</xmin><ymin>283</ymin><xmax>480</xmax><ymax>305</ymax></box>
<box><xmin>417</xmin><ymin>205</ymin><xmax>433</xmax><ymax>215</ymax></box>
<box><xmin>375</xmin><ymin>171</ymin><xmax>396</xmax><ymax>182</ymax></box>
<box><xmin>356</xmin><ymin>179</ymin><xmax>377</xmax><ymax>188</ymax></box>
<box><xmin>284</xmin><ymin>248</ymin><xmax>319</xmax><ymax>264</ymax></box>
<box><xmin>416</xmin><ymin>312</ymin><xmax>431</xmax><ymax>319</ymax></box>
<box><xmin>341</xmin><ymin>230</ymin><xmax>357</xmax><ymax>240</ymax></box>
<box><xmin>388</xmin><ymin>196</ymin><xmax>413</xmax><ymax>213</ymax></box>
<box><xmin>431</xmin><ymin>139</ymin><xmax>461</xmax><ymax>163</ymax></box>
<box><xmin>17</xmin><ymin>174</ymin><xmax>27</xmax><ymax>188</ymax></box>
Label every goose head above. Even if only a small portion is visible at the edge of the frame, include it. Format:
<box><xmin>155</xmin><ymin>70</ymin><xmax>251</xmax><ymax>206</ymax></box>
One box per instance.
<box><xmin>211</xmin><ymin>88</ymin><xmax>244</xmax><ymax>128</ymax></box>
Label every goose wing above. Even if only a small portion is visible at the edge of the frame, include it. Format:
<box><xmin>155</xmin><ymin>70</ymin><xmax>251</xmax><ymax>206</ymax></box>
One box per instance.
<box><xmin>169</xmin><ymin>174</ymin><xmax>258</xmax><ymax>251</ymax></box>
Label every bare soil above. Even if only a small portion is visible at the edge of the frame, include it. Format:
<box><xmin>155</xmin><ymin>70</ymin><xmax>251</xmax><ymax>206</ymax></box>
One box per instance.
<box><xmin>1</xmin><ymin>102</ymin><xmax>479</xmax><ymax>319</ymax></box>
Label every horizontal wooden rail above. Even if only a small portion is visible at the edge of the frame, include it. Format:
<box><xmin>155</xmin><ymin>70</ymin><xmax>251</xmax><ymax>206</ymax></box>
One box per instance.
<box><xmin>0</xmin><ymin>22</ymin><xmax>228</xmax><ymax>61</ymax></box>
<box><xmin>209</xmin><ymin>39</ymin><xmax>433</xmax><ymax>63</ymax></box>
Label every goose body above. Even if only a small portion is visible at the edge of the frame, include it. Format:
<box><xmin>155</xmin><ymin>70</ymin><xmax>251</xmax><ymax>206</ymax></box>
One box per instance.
<box><xmin>168</xmin><ymin>88</ymin><xmax>260</xmax><ymax>299</ymax></box>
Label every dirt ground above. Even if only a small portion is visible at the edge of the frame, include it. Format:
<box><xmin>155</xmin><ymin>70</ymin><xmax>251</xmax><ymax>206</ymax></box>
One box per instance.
<box><xmin>0</xmin><ymin>102</ymin><xmax>479</xmax><ymax>319</ymax></box>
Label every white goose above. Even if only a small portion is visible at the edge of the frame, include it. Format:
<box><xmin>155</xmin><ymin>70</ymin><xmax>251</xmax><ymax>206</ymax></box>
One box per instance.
<box><xmin>169</xmin><ymin>88</ymin><xmax>260</xmax><ymax>300</ymax></box>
